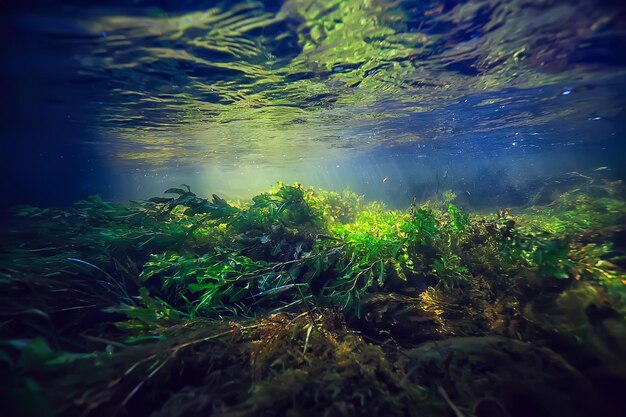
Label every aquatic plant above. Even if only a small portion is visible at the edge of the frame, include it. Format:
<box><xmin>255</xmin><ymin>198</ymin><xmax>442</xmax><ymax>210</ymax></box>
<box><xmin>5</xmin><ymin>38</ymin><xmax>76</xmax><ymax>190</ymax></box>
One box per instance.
<box><xmin>2</xmin><ymin>182</ymin><xmax>626</xmax><ymax>417</ymax></box>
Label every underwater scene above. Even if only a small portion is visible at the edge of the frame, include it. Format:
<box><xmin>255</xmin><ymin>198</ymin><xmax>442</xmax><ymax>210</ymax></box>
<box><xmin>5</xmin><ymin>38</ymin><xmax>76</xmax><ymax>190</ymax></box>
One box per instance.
<box><xmin>1</xmin><ymin>0</ymin><xmax>626</xmax><ymax>416</ymax></box>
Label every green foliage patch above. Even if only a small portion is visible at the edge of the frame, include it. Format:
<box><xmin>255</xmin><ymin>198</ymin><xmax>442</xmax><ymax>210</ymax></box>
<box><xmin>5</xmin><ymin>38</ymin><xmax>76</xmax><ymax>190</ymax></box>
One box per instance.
<box><xmin>1</xmin><ymin>182</ymin><xmax>625</xmax><ymax>417</ymax></box>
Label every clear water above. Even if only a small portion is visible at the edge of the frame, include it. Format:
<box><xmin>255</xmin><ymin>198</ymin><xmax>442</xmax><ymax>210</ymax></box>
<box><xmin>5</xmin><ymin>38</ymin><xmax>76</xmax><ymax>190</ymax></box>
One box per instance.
<box><xmin>2</xmin><ymin>0</ymin><xmax>625</xmax><ymax>207</ymax></box>
<box><xmin>3</xmin><ymin>3</ymin><xmax>626</xmax><ymax>416</ymax></box>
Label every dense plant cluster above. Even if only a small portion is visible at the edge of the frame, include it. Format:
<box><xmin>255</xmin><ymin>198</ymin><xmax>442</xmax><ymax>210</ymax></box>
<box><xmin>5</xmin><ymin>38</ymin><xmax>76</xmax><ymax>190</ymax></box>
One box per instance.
<box><xmin>1</xmin><ymin>182</ymin><xmax>625</xmax><ymax>417</ymax></box>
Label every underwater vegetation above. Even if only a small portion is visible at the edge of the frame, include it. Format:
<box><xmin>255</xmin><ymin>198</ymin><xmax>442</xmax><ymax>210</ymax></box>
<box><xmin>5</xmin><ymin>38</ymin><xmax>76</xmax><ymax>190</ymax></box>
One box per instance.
<box><xmin>1</xmin><ymin>180</ymin><xmax>626</xmax><ymax>417</ymax></box>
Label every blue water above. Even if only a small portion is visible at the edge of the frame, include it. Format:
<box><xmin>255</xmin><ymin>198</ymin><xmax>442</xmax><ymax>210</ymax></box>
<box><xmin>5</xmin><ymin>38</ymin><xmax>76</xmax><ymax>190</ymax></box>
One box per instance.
<box><xmin>1</xmin><ymin>0</ymin><xmax>625</xmax><ymax>208</ymax></box>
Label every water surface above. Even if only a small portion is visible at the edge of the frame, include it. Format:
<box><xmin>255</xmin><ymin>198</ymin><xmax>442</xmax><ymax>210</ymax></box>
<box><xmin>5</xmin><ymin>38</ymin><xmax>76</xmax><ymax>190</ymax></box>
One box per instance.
<box><xmin>2</xmin><ymin>0</ymin><xmax>625</xmax><ymax>206</ymax></box>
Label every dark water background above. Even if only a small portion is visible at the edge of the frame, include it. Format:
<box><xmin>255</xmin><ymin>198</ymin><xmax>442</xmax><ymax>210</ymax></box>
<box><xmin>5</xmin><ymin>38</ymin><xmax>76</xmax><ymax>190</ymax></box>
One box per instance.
<box><xmin>1</xmin><ymin>0</ymin><xmax>626</xmax><ymax>210</ymax></box>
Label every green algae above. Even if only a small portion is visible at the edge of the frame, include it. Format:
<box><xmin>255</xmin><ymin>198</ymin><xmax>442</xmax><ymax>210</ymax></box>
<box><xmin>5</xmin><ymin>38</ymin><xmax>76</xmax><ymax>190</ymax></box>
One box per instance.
<box><xmin>1</xmin><ymin>182</ymin><xmax>626</xmax><ymax>417</ymax></box>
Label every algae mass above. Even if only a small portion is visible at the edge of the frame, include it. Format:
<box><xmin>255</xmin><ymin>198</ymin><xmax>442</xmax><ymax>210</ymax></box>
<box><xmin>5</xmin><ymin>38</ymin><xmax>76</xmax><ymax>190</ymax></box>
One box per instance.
<box><xmin>1</xmin><ymin>180</ymin><xmax>626</xmax><ymax>417</ymax></box>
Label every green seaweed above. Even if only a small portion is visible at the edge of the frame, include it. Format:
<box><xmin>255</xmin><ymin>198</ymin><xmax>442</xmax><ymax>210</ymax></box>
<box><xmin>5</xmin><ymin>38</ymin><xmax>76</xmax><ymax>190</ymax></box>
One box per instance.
<box><xmin>1</xmin><ymin>182</ymin><xmax>626</xmax><ymax>417</ymax></box>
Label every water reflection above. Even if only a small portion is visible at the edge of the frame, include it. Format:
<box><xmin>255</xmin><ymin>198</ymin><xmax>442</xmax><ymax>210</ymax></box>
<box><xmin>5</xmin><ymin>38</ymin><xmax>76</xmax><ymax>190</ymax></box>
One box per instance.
<box><xmin>1</xmin><ymin>0</ymin><xmax>626</xmax><ymax>206</ymax></box>
<box><xmin>6</xmin><ymin>1</ymin><xmax>625</xmax><ymax>164</ymax></box>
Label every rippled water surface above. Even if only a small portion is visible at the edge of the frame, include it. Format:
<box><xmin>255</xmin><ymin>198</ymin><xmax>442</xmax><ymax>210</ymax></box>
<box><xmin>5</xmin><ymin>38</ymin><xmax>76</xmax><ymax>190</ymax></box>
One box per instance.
<box><xmin>2</xmin><ymin>0</ymin><xmax>626</xmax><ymax>203</ymax></box>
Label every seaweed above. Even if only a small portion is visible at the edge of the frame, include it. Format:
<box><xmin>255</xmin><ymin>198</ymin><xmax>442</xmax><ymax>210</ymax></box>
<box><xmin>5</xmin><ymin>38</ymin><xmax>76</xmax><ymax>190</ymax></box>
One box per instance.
<box><xmin>1</xmin><ymin>182</ymin><xmax>626</xmax><ymax>417</ymax></box>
